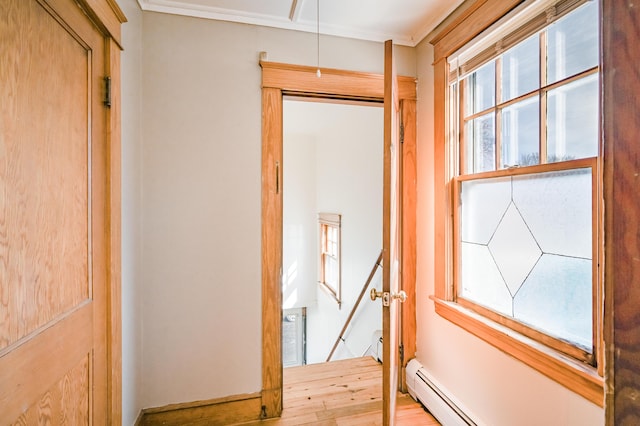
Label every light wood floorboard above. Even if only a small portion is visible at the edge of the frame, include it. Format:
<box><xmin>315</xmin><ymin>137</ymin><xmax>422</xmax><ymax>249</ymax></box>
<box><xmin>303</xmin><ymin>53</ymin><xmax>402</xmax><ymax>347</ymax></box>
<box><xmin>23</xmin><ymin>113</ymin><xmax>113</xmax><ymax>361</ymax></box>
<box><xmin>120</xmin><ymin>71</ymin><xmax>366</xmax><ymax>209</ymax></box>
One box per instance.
<box><xmin>232</xmin><ymin>357</ymin><xmax>439</xmax><ymax>426</ymax></box>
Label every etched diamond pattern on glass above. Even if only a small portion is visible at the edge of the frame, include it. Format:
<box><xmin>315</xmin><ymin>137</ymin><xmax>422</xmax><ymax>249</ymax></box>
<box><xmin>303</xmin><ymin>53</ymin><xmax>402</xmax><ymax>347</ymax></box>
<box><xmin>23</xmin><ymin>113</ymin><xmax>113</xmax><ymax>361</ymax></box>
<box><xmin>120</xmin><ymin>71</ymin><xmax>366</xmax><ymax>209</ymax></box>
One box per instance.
<box><xmin>459</xmin><ymin>168</ymin><xmax>592</xmax><ymax>350</ymax></box>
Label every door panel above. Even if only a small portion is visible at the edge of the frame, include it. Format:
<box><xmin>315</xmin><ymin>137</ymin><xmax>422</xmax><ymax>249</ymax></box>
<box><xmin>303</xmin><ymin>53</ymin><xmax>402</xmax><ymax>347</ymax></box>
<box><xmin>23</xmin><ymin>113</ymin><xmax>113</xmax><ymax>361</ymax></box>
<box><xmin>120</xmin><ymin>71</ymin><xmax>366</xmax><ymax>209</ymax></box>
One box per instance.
<box><xmin>382</xmin><ymin>39</ymin><xmax>402</xmax><ymax>426</ymax></box>
<box><xmin>0</xmin><ymin>0</ymin><xmax>108</xmax><ymax>422</ymax></box>
<box><xmin>0</xmin><ymin>305</ymin><xmax>92</xmax><ymax>422</ymax></box>
<box><xmin>12</xmin><ymin>354</ymin><xmax>90</xmax><ymax>425</ymax></box>
<box><xmin>1</xmin><ymin>0</ymin><xmax>90</xmax><ymax>350</ymax></box>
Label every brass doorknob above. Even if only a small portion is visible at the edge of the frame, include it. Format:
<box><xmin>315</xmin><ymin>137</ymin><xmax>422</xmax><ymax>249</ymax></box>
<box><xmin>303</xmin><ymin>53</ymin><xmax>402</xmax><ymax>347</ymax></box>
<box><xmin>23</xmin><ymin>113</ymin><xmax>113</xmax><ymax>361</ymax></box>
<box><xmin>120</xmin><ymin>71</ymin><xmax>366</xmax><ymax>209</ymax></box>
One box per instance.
<box><xmin>393</xmin><ymin>290</ymin><xmax>407</xmax><ymax>303</ymax></box>
<box><xmin>370</xmin><ymin>289</ymin><xmax>407</xmax><ymax>305</ymax></box>
<box><xmin>370</xmin><ymin>288</ymin><xmax>383</xmax><ymax>301</ymax></box>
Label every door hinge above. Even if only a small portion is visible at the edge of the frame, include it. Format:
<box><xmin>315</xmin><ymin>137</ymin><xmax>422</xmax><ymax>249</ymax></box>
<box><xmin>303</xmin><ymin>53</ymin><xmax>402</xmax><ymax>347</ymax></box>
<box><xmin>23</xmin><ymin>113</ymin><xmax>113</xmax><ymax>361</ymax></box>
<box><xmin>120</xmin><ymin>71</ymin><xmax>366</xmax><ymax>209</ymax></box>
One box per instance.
<box><xmin>399</xmin><ymin>344</ymin><xmax>404</xmax><ymax>365</ymax></box>
<box><xmin>104</xmin><ymin>76</ymin><xmax>112</xmax><ymax>108</ymax></box>
<box><xmin>400</xmin><ymin>120</ymin><xmax>405</xmax><ymax>144</ymax></box>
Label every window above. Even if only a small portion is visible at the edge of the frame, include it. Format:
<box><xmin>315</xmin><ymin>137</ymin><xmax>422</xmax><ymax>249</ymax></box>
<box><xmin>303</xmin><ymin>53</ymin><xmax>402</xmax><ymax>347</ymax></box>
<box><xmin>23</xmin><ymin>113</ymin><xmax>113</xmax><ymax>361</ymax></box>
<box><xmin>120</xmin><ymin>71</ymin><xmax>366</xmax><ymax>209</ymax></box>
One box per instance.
<box><xmin>318</xmin><ymin>213</ymin><xmax>341</xmax><ymax>305</ymax></box>
<box><xmin>433</xmin><ymin>0</ymin><xmax>603</xmax><ymax>404</ymax></box>
<box><xmin>282</xmin><ymin>308</ymin><xmax>307</xmax><ymax>367</ymax></box>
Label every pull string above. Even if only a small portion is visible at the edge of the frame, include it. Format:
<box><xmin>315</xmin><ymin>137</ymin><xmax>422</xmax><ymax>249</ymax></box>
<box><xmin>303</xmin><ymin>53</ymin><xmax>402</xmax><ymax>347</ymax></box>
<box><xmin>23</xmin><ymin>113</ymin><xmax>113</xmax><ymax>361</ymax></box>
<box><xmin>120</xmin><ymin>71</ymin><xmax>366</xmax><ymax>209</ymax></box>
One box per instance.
<box><xmin>316</xmin><ymin>0</ymin><xmax>321</xmax><ymax>78</ymax></box>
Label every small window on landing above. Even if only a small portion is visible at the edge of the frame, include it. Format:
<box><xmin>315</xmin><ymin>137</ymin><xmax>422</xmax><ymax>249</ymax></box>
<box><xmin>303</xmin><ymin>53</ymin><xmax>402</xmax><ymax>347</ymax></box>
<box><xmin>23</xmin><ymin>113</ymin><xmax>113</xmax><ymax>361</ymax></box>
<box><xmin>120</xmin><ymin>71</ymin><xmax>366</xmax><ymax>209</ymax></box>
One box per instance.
<box><xmin>318</xmin><ymin>213</ymin><xmax>341</xmax><ymax>306</ymax></box>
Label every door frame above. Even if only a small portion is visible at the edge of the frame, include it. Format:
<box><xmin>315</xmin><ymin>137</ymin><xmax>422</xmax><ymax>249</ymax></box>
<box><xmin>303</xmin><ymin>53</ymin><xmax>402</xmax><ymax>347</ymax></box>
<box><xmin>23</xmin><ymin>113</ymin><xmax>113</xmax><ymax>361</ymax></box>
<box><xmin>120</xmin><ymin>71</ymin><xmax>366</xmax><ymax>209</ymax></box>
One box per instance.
<box><xmin>72</xmin><ymin>2</ymin><xmax>126</xmax><ymax>420</ymax></box>
<box><xmin>260</xmin><ymin>61</ymin><xmax>417</xmax><ymax>418</ymax></box>
<box><xmin>90</xmin><ymin>1</ymin><xmax>126</xmax><ymax>421</ymax></box>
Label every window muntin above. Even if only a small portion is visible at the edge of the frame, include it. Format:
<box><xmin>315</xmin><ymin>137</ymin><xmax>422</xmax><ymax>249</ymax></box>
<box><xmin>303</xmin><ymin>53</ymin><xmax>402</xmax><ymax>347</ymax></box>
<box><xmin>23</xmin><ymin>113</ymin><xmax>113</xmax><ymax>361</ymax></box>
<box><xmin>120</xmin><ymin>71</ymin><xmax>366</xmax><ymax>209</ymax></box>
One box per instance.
<box><xmin>318</xmin><ymin>213</ymin><xmax>341</xmax><ymax>305</ymax></box>
<box><xmin>450</xmin><ymin>0</ymin><xmax>600</xmax><ymax>364</ymax></box>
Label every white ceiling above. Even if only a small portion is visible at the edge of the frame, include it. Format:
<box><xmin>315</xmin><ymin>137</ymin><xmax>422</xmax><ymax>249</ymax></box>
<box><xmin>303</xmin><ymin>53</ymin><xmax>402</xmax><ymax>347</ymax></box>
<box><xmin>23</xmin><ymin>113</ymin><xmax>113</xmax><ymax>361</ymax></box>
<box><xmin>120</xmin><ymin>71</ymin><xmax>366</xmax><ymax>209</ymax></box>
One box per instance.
<box><xmin>136</xmin><ymin>0</ymin><xmax>464</xmax><ymax>47</ymax></box>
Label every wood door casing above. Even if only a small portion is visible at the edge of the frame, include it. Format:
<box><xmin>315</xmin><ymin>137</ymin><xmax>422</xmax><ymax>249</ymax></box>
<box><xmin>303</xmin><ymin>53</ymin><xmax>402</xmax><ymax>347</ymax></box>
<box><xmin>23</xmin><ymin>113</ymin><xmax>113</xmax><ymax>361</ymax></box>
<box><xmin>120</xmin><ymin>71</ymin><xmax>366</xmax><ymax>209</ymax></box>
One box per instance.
<box><xmin>260</xmin><ymin>61</ymin><xmax>416</xmax><ymax>421</ymax></box>
<box><xmin>0</xmin><ymin>0</ymin><xmax>122</xmax><ymax>422</ymax></box>
<box><xmin>261</xmin><ymin>87</ymin><xmax>284</xmax><ymax>417</ymax></box>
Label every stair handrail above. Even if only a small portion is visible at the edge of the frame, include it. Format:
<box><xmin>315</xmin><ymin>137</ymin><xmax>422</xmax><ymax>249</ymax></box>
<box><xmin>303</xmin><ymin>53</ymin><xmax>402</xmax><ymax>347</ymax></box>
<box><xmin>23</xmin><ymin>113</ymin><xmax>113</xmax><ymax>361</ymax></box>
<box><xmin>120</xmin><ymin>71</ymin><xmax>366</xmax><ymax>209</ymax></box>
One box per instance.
<box><xmin>326</xmin><ymin>250</ymin><xmax>384</xmax><ymax>362</ymax></box>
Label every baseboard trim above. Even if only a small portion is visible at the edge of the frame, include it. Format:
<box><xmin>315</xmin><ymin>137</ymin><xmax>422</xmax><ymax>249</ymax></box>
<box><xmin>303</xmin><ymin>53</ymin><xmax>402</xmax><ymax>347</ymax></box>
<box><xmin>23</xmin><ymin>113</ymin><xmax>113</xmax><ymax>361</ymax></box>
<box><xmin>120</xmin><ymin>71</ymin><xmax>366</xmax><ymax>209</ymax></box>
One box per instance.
<box><xmin>134</xmin><ymin>410</ymin><xmax>144</xmax><ymax>426</ymax></box>
<box><xmin>139</xmin><ymin>392</ymin><xmax>262</xmax><ymax>426</ymax></box>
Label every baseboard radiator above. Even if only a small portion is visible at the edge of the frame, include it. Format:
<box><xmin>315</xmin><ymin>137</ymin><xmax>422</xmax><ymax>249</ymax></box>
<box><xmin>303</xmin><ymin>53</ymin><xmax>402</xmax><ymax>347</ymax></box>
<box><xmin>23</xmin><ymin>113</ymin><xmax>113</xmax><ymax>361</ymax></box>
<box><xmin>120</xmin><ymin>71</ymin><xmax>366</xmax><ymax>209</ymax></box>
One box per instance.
<box><xmin>406</xmin><ymin>359</ymin><xmax>477</xmax><ymax>426</ymax></box>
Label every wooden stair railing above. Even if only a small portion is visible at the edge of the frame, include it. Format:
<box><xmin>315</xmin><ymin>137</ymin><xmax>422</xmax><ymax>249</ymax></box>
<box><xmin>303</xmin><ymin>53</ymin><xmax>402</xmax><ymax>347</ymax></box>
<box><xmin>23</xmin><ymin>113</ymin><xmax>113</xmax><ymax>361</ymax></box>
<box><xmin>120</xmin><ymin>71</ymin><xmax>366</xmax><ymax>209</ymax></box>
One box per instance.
<box><xmin>326</xmin><ymin>250</ymin><xmax>384</xmax><ymax>362</ymax></box>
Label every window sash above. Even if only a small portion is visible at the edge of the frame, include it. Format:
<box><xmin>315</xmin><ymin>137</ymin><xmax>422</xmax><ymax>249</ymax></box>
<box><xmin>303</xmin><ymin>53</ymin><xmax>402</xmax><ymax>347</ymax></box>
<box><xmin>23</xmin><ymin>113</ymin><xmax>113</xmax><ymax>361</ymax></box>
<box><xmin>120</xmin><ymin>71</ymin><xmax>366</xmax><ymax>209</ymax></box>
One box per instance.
<box><xmin>452</xmin><ymin>157</ymin><xmax>600</xmax><ymax>364</ymax></box>
<box><xmin>318</xmin><ymin>213</ymin><xmax>341</xmax><ymax>304</ymax></box>
<box><xmin>457</xmin><ymin>46</ymin><xmax>599</xmax><ymax>174</ymax></box>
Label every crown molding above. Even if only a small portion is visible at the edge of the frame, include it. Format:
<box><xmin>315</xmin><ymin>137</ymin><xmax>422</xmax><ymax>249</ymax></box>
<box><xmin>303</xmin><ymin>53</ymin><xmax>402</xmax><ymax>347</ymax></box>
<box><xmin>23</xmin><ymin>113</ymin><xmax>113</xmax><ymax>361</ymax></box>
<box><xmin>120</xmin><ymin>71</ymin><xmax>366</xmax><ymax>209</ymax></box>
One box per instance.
<box><xmin>137</xmin><ymin>0</ymin><xmax>419</xmax><ymax>46</ymax></box>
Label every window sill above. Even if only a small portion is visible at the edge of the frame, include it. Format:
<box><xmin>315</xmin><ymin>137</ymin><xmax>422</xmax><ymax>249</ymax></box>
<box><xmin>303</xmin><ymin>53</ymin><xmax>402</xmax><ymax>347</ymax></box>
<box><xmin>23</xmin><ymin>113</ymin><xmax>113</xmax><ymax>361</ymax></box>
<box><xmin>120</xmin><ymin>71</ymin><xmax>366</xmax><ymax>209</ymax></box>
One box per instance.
<box><xmin>318</xmin><ymin>282</ymin><xmax>341</xmax><ymax>308</ymax></box>
<box><xmin>431</xmin><ymin>296</ymin><xmax>604</xmax><ymax>407</ymax></box>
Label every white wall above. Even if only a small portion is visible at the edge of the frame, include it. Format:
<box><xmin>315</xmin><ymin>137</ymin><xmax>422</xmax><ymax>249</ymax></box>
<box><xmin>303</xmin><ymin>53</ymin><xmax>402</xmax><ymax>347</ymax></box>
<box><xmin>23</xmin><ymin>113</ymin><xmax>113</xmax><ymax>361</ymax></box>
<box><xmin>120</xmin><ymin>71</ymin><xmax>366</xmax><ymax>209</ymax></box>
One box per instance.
<box><xmin>120</xmin><ymin>0</ymin><xmax>143</xmax><ymax>424</ymax></box>
<box><xmin>282</xmin><ymin>121</ymin><xmax>316</xmax><ymax>310</ymax></box>
<box><xmin>414</xmin><ymin>39</ymin><xmax>604</xmax><ymax>426</ymax></box>
<box><xmin>140</xmin><ymin>11</ymin><xmax>416</xmax><ymax>409</ymax></box>
<box><xmin>283</xmin><ymin>100</ymin><xmax>384</xmax><ymax>364</ymax></box>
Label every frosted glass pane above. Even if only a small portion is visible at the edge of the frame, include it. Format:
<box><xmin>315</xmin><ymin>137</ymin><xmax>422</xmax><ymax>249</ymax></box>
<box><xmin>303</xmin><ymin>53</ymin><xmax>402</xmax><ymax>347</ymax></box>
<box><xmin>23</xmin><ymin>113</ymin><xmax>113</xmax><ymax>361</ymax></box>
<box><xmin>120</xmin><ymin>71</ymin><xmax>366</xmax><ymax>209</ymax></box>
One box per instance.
<box><xmin>459</xmin><ymin>167</ymin><xmax>593</xmax><ymax>348</ymax></box>
<box><xmin>465</xmin><ymin>112</ymin><xmax>495</xmax><ymax>173</ymax></box>
<box><xmin>460</xmin><ymin>243</ymin><xmax>512</xmax><ymax>316</ymax></box>
<box><xmin>461</xmin><ymin>177</ymin><xmax>511</xmax><ymax>245</ymax></box>
<box><xmin>488</xmin><ymin>204</ymin><xmax>542</xmax><ymax>295</ymax></box>
<box><xmin>547</xmin><ymin>73</ymin><xmax>599</xmax><ymax>162</ymax></box>
<box><xmin>547</xmin><ymin>1</ymin><xmax>598</xmax><ymax>84</ymax></box>
<box><xmin>501</xmin><ymin>35</ymin><xmax>539</xmax><ymax>102</ymax></box>
<box><xmin>465</xmin><ymin>61</ymin><xmax>496</xmax><ymax>115</ymax></box>
<box><xmin>512</xmin><ymin>168</ymin><xmax>591</xmax><ymax>259</ymax></box>
<box><xmin>500</xmin><ymin>96</ymin><xmax>540</xmax><ymax>168</ymax></box>
<box><xmin>514</xmin><ymin>254</ymin><xmax>592</xmax><ymax>350</ymax></box>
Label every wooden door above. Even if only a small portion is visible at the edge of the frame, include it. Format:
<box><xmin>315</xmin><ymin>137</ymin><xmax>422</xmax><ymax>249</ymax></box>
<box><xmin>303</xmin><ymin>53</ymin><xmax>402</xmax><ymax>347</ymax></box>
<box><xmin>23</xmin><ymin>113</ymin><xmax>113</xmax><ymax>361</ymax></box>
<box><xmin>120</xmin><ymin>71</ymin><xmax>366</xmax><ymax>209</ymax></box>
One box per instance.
<box><xmin>382</xmin><ymin>39</ymin><xmax>402</xmax><ymax>426</ymax></box>
<box><xmin>0</xmin><ymin>0</ymin><xmax>111</xmax><ymax>422</ymax></box>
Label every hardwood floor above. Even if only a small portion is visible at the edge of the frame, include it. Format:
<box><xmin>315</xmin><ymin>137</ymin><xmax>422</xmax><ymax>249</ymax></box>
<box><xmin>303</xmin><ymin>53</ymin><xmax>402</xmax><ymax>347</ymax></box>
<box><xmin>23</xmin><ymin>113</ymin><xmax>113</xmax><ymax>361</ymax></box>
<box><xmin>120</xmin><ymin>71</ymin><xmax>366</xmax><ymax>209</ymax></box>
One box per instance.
<box><xmin>232</xmin><ymin>357</ymin><xmax>440</xmax><ymax>426</ymax></box>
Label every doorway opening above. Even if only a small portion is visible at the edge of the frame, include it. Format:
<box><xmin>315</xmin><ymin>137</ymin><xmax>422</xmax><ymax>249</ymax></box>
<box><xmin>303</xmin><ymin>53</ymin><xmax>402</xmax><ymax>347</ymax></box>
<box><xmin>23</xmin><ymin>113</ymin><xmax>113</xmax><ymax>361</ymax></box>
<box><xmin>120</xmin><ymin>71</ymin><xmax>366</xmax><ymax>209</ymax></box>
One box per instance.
<box><xmin>260</xmin><ymin>59</ymin><xmax>416</xmax><ymax>420</ymax></box>
<box><xmin>282</xmin><ymin>98</ymin><xmax>384</xmax><ymax>366</ymax></box>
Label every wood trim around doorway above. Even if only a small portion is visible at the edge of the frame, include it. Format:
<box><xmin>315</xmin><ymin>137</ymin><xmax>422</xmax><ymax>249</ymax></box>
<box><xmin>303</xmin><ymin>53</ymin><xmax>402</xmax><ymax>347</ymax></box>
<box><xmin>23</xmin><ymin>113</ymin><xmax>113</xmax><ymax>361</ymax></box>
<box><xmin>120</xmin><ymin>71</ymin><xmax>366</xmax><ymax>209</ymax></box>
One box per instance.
<box><xmin>106</xmin><ymin>36</ymin><xmax>124</xmax><ymax>424</ymax></box>
<box><xmin>260</xmin><ymin>61</ymin><xmax>417</xmax><ymax>419</ymax></box>
<box><xmin>49</xmin><ymin>0</ymin><xmax>125</xmax><ymax>422</ymax></box>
